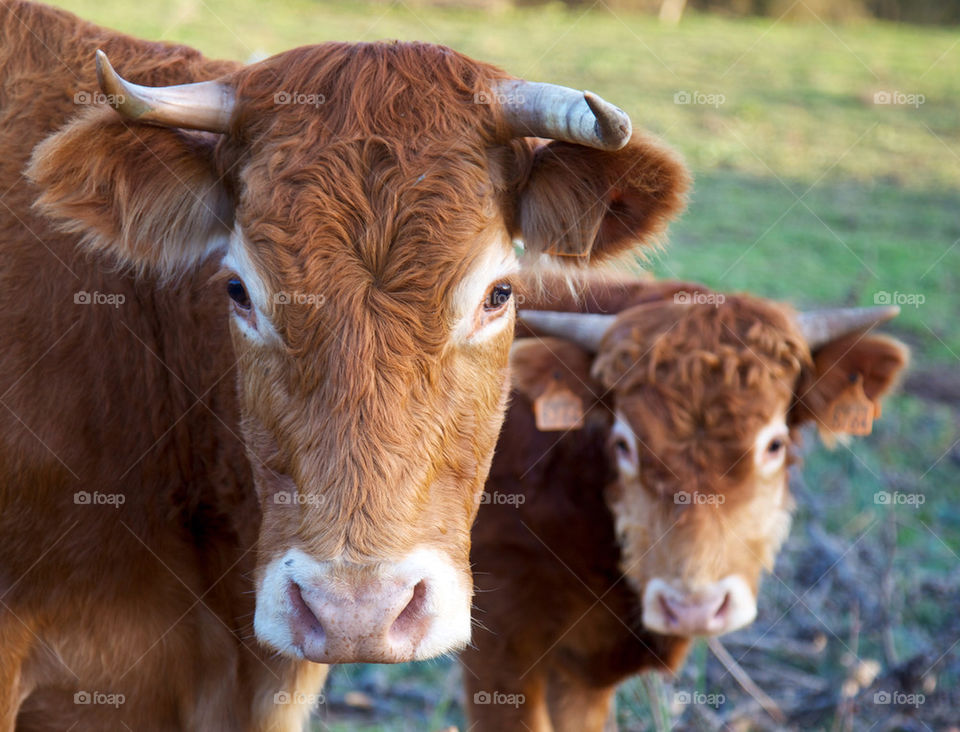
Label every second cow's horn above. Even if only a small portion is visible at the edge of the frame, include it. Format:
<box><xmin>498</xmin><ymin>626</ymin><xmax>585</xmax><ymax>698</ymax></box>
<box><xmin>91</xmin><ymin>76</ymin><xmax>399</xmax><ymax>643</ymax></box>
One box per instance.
<box><xmin>518</xmin><ymin>310</ymin><xmax>618</xmax><ymax>353</ymax></box>
<box><xmin>796</xmin><ymin>305</ymin><xmax>900</xmax><ymax>350</ymax></box>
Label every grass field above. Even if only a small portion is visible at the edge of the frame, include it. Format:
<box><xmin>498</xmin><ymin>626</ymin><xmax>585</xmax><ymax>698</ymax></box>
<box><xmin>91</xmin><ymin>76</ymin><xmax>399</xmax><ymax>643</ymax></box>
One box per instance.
<box><xmin>45</xmin><ymin>1</ymin><xmax>960</xmax><ymax>728</ymax></box>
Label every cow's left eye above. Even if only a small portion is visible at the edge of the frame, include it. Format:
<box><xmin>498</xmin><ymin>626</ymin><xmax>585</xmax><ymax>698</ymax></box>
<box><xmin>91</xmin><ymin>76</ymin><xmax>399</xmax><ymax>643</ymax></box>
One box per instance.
<box><xmin>227</xmin><ymin>278</ymin><xmax>251</xmax><ymax>310</ymax></box>
<box><xmin>758</xmin><ymin>431</ymin><xmax>789</xmax><ymax>473</ymax></box>
<box><xmin>484</xmin><ymin>282</ymin><xmax>512</xmax><ymax>312</ymax></box>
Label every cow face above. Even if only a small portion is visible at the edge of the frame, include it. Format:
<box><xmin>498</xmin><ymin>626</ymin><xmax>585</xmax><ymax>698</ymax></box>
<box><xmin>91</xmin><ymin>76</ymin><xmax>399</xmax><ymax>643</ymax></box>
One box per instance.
<box><xmin>28</xmin><ymin>42</ymin><xmax>688</xmax><ymax>662</ymax></box>
<box><xmin>590</xmin><ymin>297</ymin><xmax>907</xmax><ymax>638</ymax></box>
<box><xmin>520</xmin><ymin>291</ymin><xmax>907</xmax><ymax>640</ymax></box>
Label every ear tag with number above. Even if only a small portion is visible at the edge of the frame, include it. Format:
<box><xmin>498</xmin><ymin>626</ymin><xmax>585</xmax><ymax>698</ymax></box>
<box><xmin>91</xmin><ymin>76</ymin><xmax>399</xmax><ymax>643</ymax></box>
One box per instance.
<box><xmin>824</xmin><ymin>374</ymin><xmax>877</xmax><ymax>436</ymax></box>
<box><xmin>534</xmin><ymin>374</ymin><xmax>585</xmax><ymax>432</ymax></box>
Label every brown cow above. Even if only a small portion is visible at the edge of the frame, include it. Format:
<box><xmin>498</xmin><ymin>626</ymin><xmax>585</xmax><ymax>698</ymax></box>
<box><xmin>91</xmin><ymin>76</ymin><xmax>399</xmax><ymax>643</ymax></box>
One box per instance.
<box><xmin>462</xmin><ymin>273</ymin><xmax>908</xmax><ymax>731</ymax></box>
<box><xmin>0</xmin><ymin>2</ymin><xmax>689</xmax><ymax>728</ymax></box>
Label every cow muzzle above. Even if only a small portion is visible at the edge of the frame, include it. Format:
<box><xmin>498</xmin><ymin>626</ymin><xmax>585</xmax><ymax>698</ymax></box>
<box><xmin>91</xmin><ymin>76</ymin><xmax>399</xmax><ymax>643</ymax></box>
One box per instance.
<box><xmin>254</xmin><ymin>547</ymin><xmax>471</xmax><ymax>663</ymax></box>
<box><xmin>641</xmin><ymin>575</ymin><xmax>757</xmax><ymax>637</ymax></box>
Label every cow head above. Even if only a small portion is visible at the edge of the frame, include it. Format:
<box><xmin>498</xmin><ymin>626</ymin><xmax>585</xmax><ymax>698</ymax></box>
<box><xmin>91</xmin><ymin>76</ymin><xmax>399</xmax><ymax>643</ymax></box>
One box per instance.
<box><xmin>27</xmin><ymin>42</ymin><xmax>688</xmax><ymax>662</ymax></box>
<box><xmin>521</xmin><ymin>291</ymin><xmax>907</xmax><ymax>638</ymax></box>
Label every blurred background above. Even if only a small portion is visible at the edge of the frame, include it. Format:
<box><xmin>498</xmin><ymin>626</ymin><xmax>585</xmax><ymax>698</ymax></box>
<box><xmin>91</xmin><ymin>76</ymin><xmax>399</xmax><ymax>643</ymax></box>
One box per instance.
<box><xmin>51</xmin><ymin>0</ymin><xmax>959</xmax><ymax>728</ymax></box>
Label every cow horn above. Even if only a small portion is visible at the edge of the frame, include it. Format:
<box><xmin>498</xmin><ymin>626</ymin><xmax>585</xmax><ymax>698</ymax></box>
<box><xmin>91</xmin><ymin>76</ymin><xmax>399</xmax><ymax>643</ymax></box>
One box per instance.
<box><xmin>493</xmin><ymin>80</ymin><xmax>632</xmax><ymax>151</ymax></box>
<box><xmin>796</xmin><ymin>305</ymin><xmax>900</xmax><ymax>350</ymax></box>
<box><xmin>518</xmin><ymin>310</ymin><xmax>618</xmax><ymax>352</ymax></box>
<box><xmin>95</xmin><ymin>50</ymin><xmax>235</xmax><ymax>132</ymax></box>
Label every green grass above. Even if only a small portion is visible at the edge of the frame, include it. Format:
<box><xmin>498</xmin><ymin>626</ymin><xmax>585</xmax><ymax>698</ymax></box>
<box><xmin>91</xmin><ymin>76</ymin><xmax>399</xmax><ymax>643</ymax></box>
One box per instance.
<box><xmin>39</xmin><ymin>0</ymin><xmax>960</xmax><ymax>727</ymax></box>
<box><xmin>651</xmin><ymin>172</ymin><xmax>960</xmax><ymax>363</ymax></box>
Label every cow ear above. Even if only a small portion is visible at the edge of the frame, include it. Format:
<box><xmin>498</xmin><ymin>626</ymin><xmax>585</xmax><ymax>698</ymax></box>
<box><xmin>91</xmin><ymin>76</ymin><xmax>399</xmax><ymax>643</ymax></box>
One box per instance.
<box><xmin>513</xmin><ymin>132</ymin><xmax>689</xmax><ymax>263</ymax></box>
<box><xmin>509</xmin><ymin>337</ymin><xmax>598</xmax><ymax>405</ymax></box>
<box><xmin>790</xmin><ymin>333</ymin><xmax>909</xmax><ymax>435</ymax></box>
<box><xmin>27</xmin><ymin>107</ymin><xmax>233</xmax><ymax>278</ymax></box>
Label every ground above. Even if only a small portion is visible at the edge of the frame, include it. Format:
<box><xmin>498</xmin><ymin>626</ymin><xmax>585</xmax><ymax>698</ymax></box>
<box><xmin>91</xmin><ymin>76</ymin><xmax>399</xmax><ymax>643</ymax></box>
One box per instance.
<box><xmin>45</xmin><ymin>1</ymin><xmax>960</xmax><ymax>728</ymax></box>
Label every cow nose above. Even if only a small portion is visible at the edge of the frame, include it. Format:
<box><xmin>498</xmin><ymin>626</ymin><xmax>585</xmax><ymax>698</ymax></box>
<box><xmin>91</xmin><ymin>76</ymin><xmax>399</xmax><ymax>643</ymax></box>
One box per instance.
<box><xmin>641</xmin><ymin>576</ymin><xmax>757</xmax><ymax>636</ymax></box>
<box><xmin>657</xmin><ymin>589</ymin><xmax>729</xmax><ymax>635</ymax></box>
<box><xmin>287</xmin><ymin>575</ymin><xmax>431</xmax><ymax>662</ymax></box>
<box><xmin>255</xmin><ymin>547</ymin><xmax>471</xmax><ymax>664</ymax></box>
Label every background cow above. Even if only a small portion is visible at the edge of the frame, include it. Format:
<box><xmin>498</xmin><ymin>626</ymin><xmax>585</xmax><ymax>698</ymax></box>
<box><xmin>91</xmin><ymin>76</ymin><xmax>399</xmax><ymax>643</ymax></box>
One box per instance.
<box><xmin>462</xmin><ymin>272</ymin><xmax>908</xmax><ymax>731</ymax></box>
<box><xmin>0</xmin><ymin>1</ymin><xmax>688</xmax><ymax>728</ymax></box>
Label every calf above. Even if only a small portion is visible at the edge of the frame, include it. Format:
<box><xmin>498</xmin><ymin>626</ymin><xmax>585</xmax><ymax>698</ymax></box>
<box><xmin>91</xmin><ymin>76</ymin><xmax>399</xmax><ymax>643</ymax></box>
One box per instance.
<box><xmin>462</xmin><ymin>274</ymin><xmax>908</xmax><ymax>731</ymax></box>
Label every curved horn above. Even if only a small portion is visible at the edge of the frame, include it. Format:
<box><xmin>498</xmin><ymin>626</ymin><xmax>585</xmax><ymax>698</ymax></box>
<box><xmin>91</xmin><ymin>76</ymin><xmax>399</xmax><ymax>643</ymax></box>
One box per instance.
<box><xmin>96</xmin><ymin>50</ymin><xmax>235</xmax><ymax>132</ymax></box>
<box><xmin>796</xmin><ymin>305</ymin><xmax>900</xmax><ymax>350</ymax></box>
<box><xmin>493</xmin><ymin>79</ymin><xmax>632</xmax><ymax>151</ymax></box>
<box><xmin>519</xmin><ymin>310</ymin><xmax>618</xmax><ymax>352</ymax></box>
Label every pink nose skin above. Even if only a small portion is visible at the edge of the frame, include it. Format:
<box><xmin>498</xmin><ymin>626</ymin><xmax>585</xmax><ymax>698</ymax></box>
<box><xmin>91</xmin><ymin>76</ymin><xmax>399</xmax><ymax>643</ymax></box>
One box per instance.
<box><xmin>656</xmin><ymin>590</ymin><xmax>729</xmax><ymax>636</ymax></box>
<box><xmin>285</xmin><ymin>576</ymin><xmax>432</xmax><ymax>664</ymax></box>
<box><xmin>642</xmin><ymin>576</ymin><xmax>757</xmax><ymax>637</ymax></box>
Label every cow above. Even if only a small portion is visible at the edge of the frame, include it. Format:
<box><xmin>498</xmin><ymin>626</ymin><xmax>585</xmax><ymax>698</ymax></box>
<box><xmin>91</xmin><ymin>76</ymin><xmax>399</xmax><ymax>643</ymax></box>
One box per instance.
<box><xmin>462</xmin><ymin>272</ymin><xmax>908</xmax><ymax>731</ymax></box>
<box><xmin>0</xmin><ymin>1</ymin><xmax>690</xmax><ymax>728</ymax></box>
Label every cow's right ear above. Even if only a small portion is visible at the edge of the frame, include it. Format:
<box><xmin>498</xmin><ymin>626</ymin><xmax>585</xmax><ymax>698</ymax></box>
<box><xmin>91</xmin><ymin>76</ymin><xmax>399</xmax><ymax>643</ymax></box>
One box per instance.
<box><xmin>28</xmin><ymin>107</ymin><xmax>233</xmax><ymax>277</ymax></box>
<box><xmin>790</xmin><ymin>333</ymin><xmax>909</xmax><ymax>438</ymax></box>
<box><xmin>512</xmin><ymin>132</ymin><xmax>689</xmax><ymax>262</ymax></box>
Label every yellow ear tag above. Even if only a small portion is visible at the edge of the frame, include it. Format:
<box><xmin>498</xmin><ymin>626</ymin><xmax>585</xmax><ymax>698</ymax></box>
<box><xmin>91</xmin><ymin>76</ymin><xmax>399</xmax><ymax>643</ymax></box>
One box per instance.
<box><xmin>534</xmin><ymin>375</ymin><xmax>585</xmax><ymax>432</ymax></box>
<box><xmin>824</xmin><ymin>374</ymin><xmax>876</xmax><ymax>436</ymax></box>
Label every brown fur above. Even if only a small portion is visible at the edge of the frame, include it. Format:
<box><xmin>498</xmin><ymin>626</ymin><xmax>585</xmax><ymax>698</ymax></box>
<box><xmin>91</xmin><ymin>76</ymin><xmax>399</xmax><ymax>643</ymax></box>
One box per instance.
<box><xmin>464</xmin><ymin>272</ymin><xmax>908</xmax><ymax>731</ymax></box>
<box><xmin>0</xmin><ymin>1</ymin><xmax>689</xmax><ymax>729</ymax></box>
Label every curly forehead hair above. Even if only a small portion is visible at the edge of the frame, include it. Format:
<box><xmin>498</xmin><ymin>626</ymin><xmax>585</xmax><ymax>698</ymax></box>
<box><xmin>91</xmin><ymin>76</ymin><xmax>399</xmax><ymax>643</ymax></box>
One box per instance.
<box><xmin>216</xmin><ymin>43</ymin><xmax>528</xmax><ymax>372</ymax></box>
<box><xmin>591</xmin><ymin>296</ymin><xmax>812</xmax><ymax>490</ymax></box>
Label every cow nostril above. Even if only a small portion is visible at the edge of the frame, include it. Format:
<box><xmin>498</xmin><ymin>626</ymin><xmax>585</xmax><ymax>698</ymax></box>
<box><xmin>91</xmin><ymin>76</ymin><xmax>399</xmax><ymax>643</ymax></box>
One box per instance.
<box><xmin>659</xmin><ymin>594</ymin><xmax>678</xmax><ymax>624</ymax></box>
<box><xmin>714</xmin><ymin>592</ymin><xmax>731</xmax><ymax>620</ymax></box>
<box><xmin>288</xmin><ymin>581</ymin><xmax>324</xmax><ymax>636</ymax></box>
<box><xmin>390</xmin><ymin>579</ymin><xmax>428</xmax><ymax>640</ymax></box>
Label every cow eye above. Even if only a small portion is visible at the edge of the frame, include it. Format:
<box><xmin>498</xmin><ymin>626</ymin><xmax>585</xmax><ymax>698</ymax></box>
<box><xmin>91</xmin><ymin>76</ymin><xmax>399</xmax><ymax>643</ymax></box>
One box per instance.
<box><xmin>755</xmin><ymin>422</ymin><xmax>790</xmax><ymax>474</ymax></box>
<box><xmin>484</xmin><ymin>282</ymin><xmax>512</xmax><ymax>312</ymax></box>
<box><xmin>227</xmin><ymin>278</ymin><xmax>251</xmax><ymax>310</ymax></box>
<box><xmin>609</xmin><ymin>418</ymin><xmax>639</xmax><ymax>479</ymax></box>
